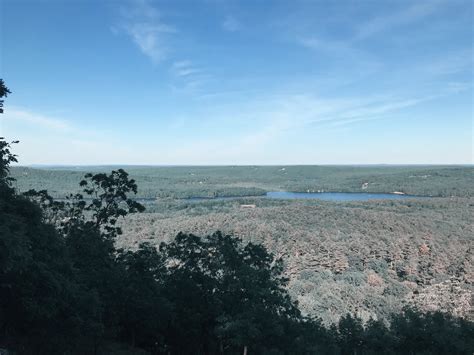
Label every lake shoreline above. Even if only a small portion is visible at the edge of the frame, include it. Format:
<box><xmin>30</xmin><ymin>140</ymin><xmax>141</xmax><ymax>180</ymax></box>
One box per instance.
<box><xmin>184</xmin><ymin>191</ymin><xmax>432</xmax><ymax>202</ymax></box>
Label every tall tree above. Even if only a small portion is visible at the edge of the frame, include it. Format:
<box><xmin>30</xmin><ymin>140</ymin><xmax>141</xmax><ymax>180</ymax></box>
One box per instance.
<box><xmin>160</xmin><ymin>232</ymin><xmax>302</xmax><ymax>354</ymax></box>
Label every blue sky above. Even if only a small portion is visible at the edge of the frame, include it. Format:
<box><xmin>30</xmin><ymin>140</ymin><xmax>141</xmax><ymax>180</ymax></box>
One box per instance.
<box><xmin>1</xmin><ymin>0</ymin><xmax>472</xmax><ymax>165</ymax></box>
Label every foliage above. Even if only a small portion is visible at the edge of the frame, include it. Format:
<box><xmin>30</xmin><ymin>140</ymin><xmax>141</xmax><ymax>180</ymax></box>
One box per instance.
<box><xmin>0</xmin><ymin>139</ymin><xmax>18</xmax><ymax>191</ymax></box>
<box><xmin>0</xmin><ymin>79</ymin><xmax>10</xmax><ymax>114</ymax></box>
<box><xmin>159</xmin><ymin>232</ymin><xmax>301</xmax><ymax>354</ymax></box>
<box><xmin>119</xmin><ymin>194</ymin><xmax>473</xmax><ymax>324</ymax></box>
<box><xmin>2</xmin><ymin>138</ymin><xmax>473</xmax><ymax>354</ymax></box>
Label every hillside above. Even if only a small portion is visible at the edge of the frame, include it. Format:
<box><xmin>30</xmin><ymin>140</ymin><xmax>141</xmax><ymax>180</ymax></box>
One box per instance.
<box><xmin>11</xmin><ymin>165</ymin><xmax>474</xmax><ymax>199</ymax></box>
<box><xmin>10</xmin><ymin>165</ymin><xmax>474</xmax><ymax>324</ymax></box>
<box><xmin>118</xmin><ymin>196</ymin><xmax>473</xmax><ymax>324</ymax></box>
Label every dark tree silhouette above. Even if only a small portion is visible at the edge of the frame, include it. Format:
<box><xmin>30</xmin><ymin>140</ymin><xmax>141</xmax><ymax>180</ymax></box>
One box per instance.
<box><xmin>0</xmin><ymin>79</ymin><xmax>11</xmax><ymax>114</ymax></box>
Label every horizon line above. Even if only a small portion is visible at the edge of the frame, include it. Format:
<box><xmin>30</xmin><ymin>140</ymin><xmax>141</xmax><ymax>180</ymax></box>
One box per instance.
<box><xmin>14</xmin><ymin>163</ymin><xmax>474</xmax><ymax>168</ymax></box>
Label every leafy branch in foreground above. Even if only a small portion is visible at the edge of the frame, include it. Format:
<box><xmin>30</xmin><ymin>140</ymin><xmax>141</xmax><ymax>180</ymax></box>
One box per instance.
<box><xmin>24</xmin><ymin>169</ymin><xmax>145</xmax><ymax>240</ymax></box>
<box><xmin>80</xmin><ymin>169</ymin><xmax>145</xmax><ymax>236</ymax></box>
<box><xmin>0</xmin><ymin>79</ymin><xmax>11</xmax><ymax>114</ymax></box>
<box><xmin>0</xmin><ymin>139</ymin><xmax>18</xmax><ymax>189</ymax></box>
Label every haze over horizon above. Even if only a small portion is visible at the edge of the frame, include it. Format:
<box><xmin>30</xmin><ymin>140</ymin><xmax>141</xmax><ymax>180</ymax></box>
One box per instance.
<box><xmin>1</xmin><ymin>0</ymin><xmax>473</xmax><ymax>165</ymax></box>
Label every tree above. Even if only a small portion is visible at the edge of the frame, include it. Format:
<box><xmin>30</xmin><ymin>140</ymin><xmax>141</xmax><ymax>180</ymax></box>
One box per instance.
<box><xmin>160</xmin><ymin>232</ymin><xmax>302</xmax><ymax>354</ymax></box>
<box><xmin>116</xmin><ymin>243</ymin><xmax>171</xmax><ymax>352</ymax></box>
<box><xmin>390</xmin><ymin>308</ymin><xmax>474</xmax><ymax>355</ymax></box>
<box><xmin>0</xmin><ymin>144</ymin><xmax>101</xmax><ymax>353</ymax></box>
<box><xmin>0</xmin><ymin>79</ymin><xmax>11</xmax><ymax>114</ymax></box>
<box><xmin>362</xmin><ymin>319</ymin><xmax>392</xmax><ymax>354</ymax></box>
<box><xmin>338</xmin><ymin>314</ymin><xmax>365</xmax><ymax>355</ymax></box>
<box><xmin>0</xmin><ymin>79</ymin><xmax>17</xmax><ymax>190</ymax></box>
<box><xmin>0</xmin><ymin>81</ymin><xmax>147</xmax><ymax>352</ymax></box>
<box><xmin>0</xmin><ymin>139</ymin><xmax>18</xmax><ymax>193</ymax></box>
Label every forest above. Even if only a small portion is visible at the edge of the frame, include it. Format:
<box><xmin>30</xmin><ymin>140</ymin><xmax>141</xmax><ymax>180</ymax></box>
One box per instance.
<box><xmin>2</xmin><ymin>138</ymin><xmax>474</xmax><ymax>354</ymax></box>
<box><xmin>9</xmin><ymin>152</ymin><xmax>474</xmax><ymax>326</ymax></box>
<box><xmin>11</xmin><ymin>163</ymin><xmax>474</xmax><ymax>200</ymax></box>
<box><xmin>118</xmin><ymin>195</ymin><xmax>473</xmax><ymax>325</ymax></box>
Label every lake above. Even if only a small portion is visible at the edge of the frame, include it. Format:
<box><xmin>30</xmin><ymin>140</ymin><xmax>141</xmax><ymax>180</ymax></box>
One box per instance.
<box><xmin>185</xmin><ymin>191</ymin><xmax>427</xmax><ymax>202</ymax></box>
<box><xmin>265</xmin><ymin>191</ymin><xmax>425</xmax><ymax>201</ymax></box>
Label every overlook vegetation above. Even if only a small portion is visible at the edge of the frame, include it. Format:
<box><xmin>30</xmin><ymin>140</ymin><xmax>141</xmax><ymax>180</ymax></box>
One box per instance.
<box><xmin>2</xmin><ymin>138</ymin><xmax>474</xmax><ymax>354</ymax></box>
<box><xmin>1</xmin><ymin>81</ymin><xmax>473</xmax><ymax>354</ymax></box>
<box><xmin>118</xmin><ymin>196</ymin><xmax>473</xmax><ymax>324</ymax></box>
<box><xmin>10</xmin><ymin>160</ymin><xmax>474</xmax><ymax>326</ymax></box>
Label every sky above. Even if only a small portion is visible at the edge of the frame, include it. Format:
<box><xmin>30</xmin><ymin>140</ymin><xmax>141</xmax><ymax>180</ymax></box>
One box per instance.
<box><xmin>1</xmin><ymin>0</ymin><xmax>473</xmax><ymax>165</ymax></box>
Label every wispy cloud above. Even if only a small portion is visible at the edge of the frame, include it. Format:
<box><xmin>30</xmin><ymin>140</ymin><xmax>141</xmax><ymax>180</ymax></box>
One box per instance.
<box><xmin>4</xmin><ymin>107</ymin><xmax>73</xmax><ymax>131</ymax></box>
<box><xmin>298</xmin><ymin>37</ymin><xmax>351</xmax><ymax>54</ymax></box>
<box><xmin>295</xmin><ymin>1</ymin><xmax>445</xmax><ymax>67</ymax></box>
<box><xmin>445</xmin><ymin>82</ymin><xmax>471</xmax><ymax>94</ymax></box>
<box><xmin>422</xmin><ymin>49</ymin><xmax>474</xmax><ymax>76</ymax></box>
<box><xmin>116</xmin><ymin>0</ymin><xmax>175</xmax><ymax>63</ymax></box>
<box><xmin>218</xmin><ymin>88</ymin><xmax>463</xmax><ymax>143</ymax></box>
<box><xmin>354</xmin><ymin>1</ymin><xmax>441</xmax><ymax>40</ymax></box>
<box><xmin>275</xmin><ymin>88</ymin><xmax>466</xmax><ymax>130</ymax></box>
<box><xmin>1</xmin><ymin>107</ymin><xmax>138</xmax><ymax>165</ymax></box>
<box><xmin>170</xmin><ymin>60</ymin><xmax>212</xmax><ymax>94</ymax></box>
<box><xmin>156</xmin><ymin>93</ymin><xmax>437</xmax><ymax>164</ymax></box>
<box><xmin>222</xmin><ymin>15</ymin><xmax>242</xmax><ymax>32</ymax></box>
<box><xmin>327</xmin><ymin>98</ymin><xmax>431</xmax><ymax>127</ymax></box>
<box><xmin>297</xmin><ymin>36</ymin><xmax>377</xmax><ymax>68</ymax></box>
<box><xmin>171</xmin><ymin>60</ymin><xmax>202</xmax><ymax>77</ymax></box>
<box><xmin>297</xmin><ymin>35</ymin><xmax>382</xmax><ymax>88</ymax></box>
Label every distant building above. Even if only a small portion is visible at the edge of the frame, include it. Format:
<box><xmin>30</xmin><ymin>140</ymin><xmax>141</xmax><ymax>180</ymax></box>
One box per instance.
<box><xmin>240</xmin><ymin>204</ymin><xmax>256</xmax><ymax>209</ymax></box>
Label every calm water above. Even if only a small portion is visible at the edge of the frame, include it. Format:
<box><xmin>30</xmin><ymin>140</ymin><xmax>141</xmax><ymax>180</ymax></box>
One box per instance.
<box><xmin>265</xmin><ymin>191</ymin><xmax>424</xmax><ymax>201</ymax></box>
<box><xmin>185</xmin><ymin>192</ymin><xmax>426</xmax><ymax>202</ymax></box>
